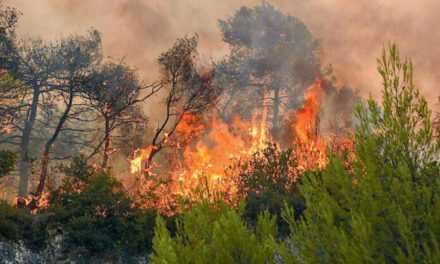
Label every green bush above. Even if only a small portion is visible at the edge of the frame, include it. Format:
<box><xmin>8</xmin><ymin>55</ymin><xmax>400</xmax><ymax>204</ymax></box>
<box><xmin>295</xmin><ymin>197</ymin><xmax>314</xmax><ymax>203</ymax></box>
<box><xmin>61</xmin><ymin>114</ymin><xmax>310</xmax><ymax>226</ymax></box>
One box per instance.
<box><xmin>236</xmin><ymin>143</ymin><xmax>305</xmax><ymax>236</ymax></box>
<box><xmin>0</xmin><ymin>150</ymin><xmax>16</xmax><ymax>177</ymax></box>
<box><xmin>281</xmin><ymin>45</ymin><xmax>440</xmax><ymax>263</ymax></box>
<box><xmin>150</xmin><ymin>201</ymin><xmax>279</xmax><ymax>264</ymax></box>
<box><xmin>48</xmin><ymin>156</ymin><xmax>157</xmax><ymax>258</ymax></box>
<box><xmin>0</xmin><ymin>200</ymin><xmax>30</xmax><ymax>241</ymax></box>
<box><xmin>0</xmin><ymin>200</ymin><xmax>48</xmax><ymax>250</ymax></box>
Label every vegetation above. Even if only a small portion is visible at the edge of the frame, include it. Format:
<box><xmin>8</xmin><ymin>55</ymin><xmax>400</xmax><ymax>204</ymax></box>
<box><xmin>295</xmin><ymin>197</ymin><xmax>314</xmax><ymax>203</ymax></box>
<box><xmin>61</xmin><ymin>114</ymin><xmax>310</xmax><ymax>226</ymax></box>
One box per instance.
<box><xmin>0</xmin><ymin>1</ymin><xmax>439</xmax><ymax>263</ymax></box>
<box><xmin>46</xmin><ymin>156</ymin><xmax>157</xmax><ymax>258</ymax></box>
<box><xmin>151</xmin><ymin>202</ymin><xmax>279</xmax><ymax>264</ymax></box>
<box><xmin>0</xmin><ymin>149</ymin><xmax>15</xmax><ymax>177</ymax></box>
<box><xmin>235</xmin><ymin>143</ymin><xmax>305</xmax><ymax>235</ymax></box>
<box><xmin>281</xmin><ymin>45</ymin><xmax>440</xmax><ymax>263</ymax></box>
<box><xmin>149</xmin><ymin>46</ymin><xmax>440</xmax><ymax>263</ymax></box>
<box><xmin>1</xmin><ymin>156</ymin><xmax>159</xmax><ymax>258</ymax></box>
<box><xmin>217</xmin><ymin>2</ymin><xmax>320</xmax><ymax>134</ymax></box>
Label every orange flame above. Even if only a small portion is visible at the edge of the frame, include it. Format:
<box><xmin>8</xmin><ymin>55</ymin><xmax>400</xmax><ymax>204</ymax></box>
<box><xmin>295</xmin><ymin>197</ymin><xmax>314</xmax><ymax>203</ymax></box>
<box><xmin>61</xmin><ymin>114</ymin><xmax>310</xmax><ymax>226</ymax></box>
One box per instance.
<box><xmin>293</xmin><ymin>80</ymin><xmax>324</xmax><ymax>142</ymax></box>
<box><xmin>130</xmin><ymin>78</ymin><xmax>352</xmax><ymax>213</ymax></box>
<box><xmin>291</xmin><ymin>80</ymin><xmax>327</xmax><ymax>171</ymax></box>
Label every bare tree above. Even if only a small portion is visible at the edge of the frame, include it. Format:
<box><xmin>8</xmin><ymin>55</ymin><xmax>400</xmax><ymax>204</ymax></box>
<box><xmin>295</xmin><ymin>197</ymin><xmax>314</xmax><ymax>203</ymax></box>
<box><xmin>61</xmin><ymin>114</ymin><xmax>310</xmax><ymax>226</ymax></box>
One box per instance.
<box><xmin>142</xmin><ymin>35</ymin><xmax>220</xmax><ymax>171</ymax></box>
<box><xmin>82</xmin><ymin>61</ymin><xmax>161</xmax><ymax>168</ymax></box>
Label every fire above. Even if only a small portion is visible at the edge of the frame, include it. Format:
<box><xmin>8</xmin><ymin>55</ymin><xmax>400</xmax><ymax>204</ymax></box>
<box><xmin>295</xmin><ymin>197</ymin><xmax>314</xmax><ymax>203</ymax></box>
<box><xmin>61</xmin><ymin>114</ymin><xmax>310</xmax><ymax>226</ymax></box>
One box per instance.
<box><xmin>130</xmin><ymin>145</ymin><xmax>157</xmax><ymax>174</ymax></box>
<box><xmin>290</xmin><ymin>80</ymin><xmax>327</xmax><ymax>170</ymax></box>
<box><xmin>293</xmin><ymin>79</ymin><xmax>324</xmax><ymax>143</ymax></box>
<box><xmin>130</xmin><ymin>78</ymin><xmax>352</xmax><ymax>212</ymax></box>
<box><xmin>170</xmin><ymin>108</ymin><xmax>269</xmax><ymax>200</ymax></box>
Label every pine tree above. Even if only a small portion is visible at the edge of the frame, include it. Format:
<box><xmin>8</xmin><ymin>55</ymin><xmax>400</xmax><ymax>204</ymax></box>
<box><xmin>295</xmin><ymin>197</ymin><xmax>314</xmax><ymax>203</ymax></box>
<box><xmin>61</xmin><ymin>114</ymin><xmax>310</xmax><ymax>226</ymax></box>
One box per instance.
<box><xmin>281</xmin><ymin>45</ymin><xmax>440</xmax><ymax>263</ymax></box>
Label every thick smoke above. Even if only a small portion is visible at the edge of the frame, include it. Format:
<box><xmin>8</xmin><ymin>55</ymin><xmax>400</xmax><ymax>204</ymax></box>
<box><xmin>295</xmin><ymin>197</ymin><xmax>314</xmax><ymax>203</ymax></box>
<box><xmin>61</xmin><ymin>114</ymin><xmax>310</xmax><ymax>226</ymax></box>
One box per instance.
<box><xmin>7</xmin><ymin>0</ymin><xmax>439</xmax><ymax>107</ymax></box>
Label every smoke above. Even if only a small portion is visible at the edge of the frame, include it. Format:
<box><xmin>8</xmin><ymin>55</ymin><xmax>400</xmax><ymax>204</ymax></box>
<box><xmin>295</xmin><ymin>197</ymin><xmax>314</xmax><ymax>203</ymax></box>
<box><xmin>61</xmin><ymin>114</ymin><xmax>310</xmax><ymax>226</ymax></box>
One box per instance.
<box><xmin>6</xmin><ymin>0</ymin><xmax>440</xmax><ymax>107</ymax></box>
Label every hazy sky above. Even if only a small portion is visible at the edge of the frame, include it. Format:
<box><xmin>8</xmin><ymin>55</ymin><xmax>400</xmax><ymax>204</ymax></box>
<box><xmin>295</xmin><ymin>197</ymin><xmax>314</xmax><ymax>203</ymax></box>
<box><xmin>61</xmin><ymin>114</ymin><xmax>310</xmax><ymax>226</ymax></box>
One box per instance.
<box><xmin>6</xmin><ymin>0</ymin><xmax>440</xmax><ymax>107</ymax></box>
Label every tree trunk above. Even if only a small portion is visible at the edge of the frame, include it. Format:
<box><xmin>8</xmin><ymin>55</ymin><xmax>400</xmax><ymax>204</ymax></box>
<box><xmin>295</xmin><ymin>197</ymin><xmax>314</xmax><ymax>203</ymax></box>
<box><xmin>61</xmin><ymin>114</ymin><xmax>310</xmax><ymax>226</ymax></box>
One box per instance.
<box><xmin>101</xmin><ymin>117</ymin><xmax>111</xmax><ymax>168</ymax></box>
<box><xmin>35</xmin><ymin>88</ymin><xmax>74</xmax><ymax>198</ymax></box>
<box><xmin>272</xmin><ymin>86</ymin><xmax>281</xmax><ymax>139</ymax></box>
<box><xmin>18</xmin><ymin>84</ymin><xmax>40</xmax><ymax>197</ymax></box>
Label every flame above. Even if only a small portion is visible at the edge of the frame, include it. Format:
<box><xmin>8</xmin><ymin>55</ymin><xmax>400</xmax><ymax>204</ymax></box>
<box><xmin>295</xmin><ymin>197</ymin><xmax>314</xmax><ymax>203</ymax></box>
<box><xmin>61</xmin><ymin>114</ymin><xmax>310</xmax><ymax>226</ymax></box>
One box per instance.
<box><xmin>293</xmin><ymin>79</ymin><xmax>324</xmax><ymax>143</ymax></box>
<box><xmin>129</xmin><ymin>78</ymin><xmax>353</xmax><ymax>213</ymax></box>
<box><xmin>167</xmin><ymin>107</ymin><xmax>270</xmax><ymax>204</ymax></box>
<box><xmin>130</xmin><ymin>145</ymin><xmax>156</xmax><ymax>174</ymax></box>
<box><xmin>290</xmin><ymin>80</ymin><xmax>327</xmax><ymax>171</ymax></box>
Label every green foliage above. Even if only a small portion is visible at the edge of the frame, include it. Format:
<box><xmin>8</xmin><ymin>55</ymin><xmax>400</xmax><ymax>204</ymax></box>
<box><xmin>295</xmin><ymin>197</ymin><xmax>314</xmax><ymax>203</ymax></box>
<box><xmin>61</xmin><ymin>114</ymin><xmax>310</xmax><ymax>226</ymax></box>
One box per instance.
<box><xmin>48</xmin><ymin>156</ymin><xmax>157</xmax><ymax>258</ymax></box>
<box><xmin>0</xmin><ymin>149</ymin><xmax>15</xmax><ymax>177</ymax></box>
<box><xmin>236</xmin><ymin>143</ymin><xmax>305</xmax><ymax>235</ymax></box>
<box><xmin>281</xmin><ymin>45</ymin><xmax>440</xmax><ymax>263</ymax></box>
<box><xmin>150</xmin><ymin>201</ymin><xmax>279</xmax><ymax>264</ymax></box>
<box><xmin>0</xmin><ymin>72</ymin><xmax>26</xmax><ymax>127</ymax></box>
<box><xmin>0</xmin><ymin>200</ymin><xmax>31</xmax><ymax>241</ymax></box>
<box><xmin>0</xmin><ymin>200</ymin><xmax>48</xmax><ymax>250</ymax></box>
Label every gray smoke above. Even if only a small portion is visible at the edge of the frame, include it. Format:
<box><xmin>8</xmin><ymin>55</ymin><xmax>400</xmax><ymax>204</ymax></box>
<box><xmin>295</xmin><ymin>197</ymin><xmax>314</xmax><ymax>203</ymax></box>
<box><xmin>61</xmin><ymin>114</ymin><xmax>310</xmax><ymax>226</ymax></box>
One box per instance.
<box><xmin>6</xmin><ymin>0</ymin><xmax>440</xmax><ymax>108</ymax></box>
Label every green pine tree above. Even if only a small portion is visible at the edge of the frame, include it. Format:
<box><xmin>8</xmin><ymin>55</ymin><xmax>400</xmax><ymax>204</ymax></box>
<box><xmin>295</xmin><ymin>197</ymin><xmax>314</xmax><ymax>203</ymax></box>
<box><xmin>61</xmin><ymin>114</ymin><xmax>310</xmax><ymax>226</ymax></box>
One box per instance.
<box><xmin>281</xmin><ymin>45</ymin><xmax>440</xmax><ymax>263</ymax></box>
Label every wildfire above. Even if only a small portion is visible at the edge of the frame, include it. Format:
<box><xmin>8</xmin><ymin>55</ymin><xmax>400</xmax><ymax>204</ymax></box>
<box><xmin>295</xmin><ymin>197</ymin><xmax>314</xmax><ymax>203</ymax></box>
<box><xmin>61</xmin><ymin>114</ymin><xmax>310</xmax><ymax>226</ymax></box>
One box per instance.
<box><xmin>130</xmin><ymin>78</ymin><xmax>352</xmax><ymax>212</ymax></box>
<box><xmin>130</xmin><ymin>145</ymin><xmax>157</xmax><ymax>174</ymax></box>
<box><xmin>170</xmin><ymin>108</ymin><xmax>270</xmax><ymax>200</ymax></box>
<box><xmin>290</xmin><ymin>80</ymin><xmax>327</xmax><ymax>170</ymax></box>
<box><xmin>293</xmin><ymin>79</ymin><xmax>324</xmax><ymax>143</ymax></box>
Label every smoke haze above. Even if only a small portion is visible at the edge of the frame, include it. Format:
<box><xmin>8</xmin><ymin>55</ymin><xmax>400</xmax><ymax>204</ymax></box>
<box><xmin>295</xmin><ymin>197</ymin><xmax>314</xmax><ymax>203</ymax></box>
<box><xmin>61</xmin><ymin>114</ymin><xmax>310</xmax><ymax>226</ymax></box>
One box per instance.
<box><xmin>7</xmin><ymin>0</ymin><xmax>439</xmax><ymax>107</ymax></box>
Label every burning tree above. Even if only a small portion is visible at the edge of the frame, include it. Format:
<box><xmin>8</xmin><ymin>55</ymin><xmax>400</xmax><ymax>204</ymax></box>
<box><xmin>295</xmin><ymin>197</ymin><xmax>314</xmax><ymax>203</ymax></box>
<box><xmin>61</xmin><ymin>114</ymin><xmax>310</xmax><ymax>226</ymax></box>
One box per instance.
<box><xmin>132</xmin><ymin>35</ymin><xmax>220</xmax><ymax>174</ymax></box>
<box><xmin>216</xmin><ymin>2</ymin><xmax>320</xmax><ymax>135</ymax></box>
<box><xmin>129</xmin><ymin>5</ymin><xmax>357</xmax><ymax>212</ymax></box>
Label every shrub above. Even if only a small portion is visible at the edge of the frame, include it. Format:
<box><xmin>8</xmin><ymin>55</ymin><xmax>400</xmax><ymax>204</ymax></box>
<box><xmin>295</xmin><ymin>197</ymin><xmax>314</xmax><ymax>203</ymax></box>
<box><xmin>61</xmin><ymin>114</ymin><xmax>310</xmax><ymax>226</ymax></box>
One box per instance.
<box><xmin>0</xmin><ymin>200</ymin><xmax>47</xmax><ymax>250</ymax></box>
<box><xmin>48</xmin><ymin>156</ymin><xmax>157</xmax><ymax>258</ymax></box>
<box><xmin>150</xmin><ymin>201</ymin><xmax>279</xmax><ymax>264</ymax></box>
<box><xmin>236</xmin><ymin>143</ymin><xmax>305</xmax><ymax>235</ymax></box>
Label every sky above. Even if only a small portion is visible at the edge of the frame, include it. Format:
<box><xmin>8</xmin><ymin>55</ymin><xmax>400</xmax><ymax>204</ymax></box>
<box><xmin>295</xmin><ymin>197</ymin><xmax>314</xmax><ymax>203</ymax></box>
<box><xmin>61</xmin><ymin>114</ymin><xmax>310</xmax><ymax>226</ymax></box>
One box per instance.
<box><xmin>6</xmin><ymin>0</ymin><xmax>440</xmax><ymax>108</ymax></box>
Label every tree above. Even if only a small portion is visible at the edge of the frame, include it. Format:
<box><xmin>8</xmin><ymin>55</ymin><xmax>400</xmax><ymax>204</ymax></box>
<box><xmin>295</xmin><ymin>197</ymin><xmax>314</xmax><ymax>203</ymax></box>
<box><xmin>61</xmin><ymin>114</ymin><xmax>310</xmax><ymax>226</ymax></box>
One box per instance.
<box><xmin>142</xmin><ymin>35</ymin><xmax>220</xmax><ymax>171</ymax></box>
<box><xmin>280</xmin><ymin>45</ymin><xmax>440</xmax><ymax>263</ymax></box>
<box><xmin>82</xmin><ymin>61</ymin><xmax>160</xmax><ymax>168</ymax></box>
<box><xmin>10</xmin><ymin>38</ymin><xmax>61</xmax><ymax>198</ymax></box>
<box><xmin>0</xmin><ymin>3</ymin><xmax>23</xmax><ymax>129</ymax></box>
<box><xmin>0</xmin><ymin>72</ymin><xmax>26</xmax><ymax>133</ymax></box>
<box><xmin>0</xmin><ymin>1</ymin><xmax>19</xmax><ymax>72</ymax></box>
<box><xmin>34</xmin><ymin>30</ymin><xmax>102</xmax><ymax>201</ymax></box>
<box><xmin>1</xmin><ymin>31</ymin><xmax>95</xmax><ymax>198</ymax></box>
<box><xmin>217</xmin><ymin>2</ymin><xmax>320</xmax><ymax>134</ymax></box>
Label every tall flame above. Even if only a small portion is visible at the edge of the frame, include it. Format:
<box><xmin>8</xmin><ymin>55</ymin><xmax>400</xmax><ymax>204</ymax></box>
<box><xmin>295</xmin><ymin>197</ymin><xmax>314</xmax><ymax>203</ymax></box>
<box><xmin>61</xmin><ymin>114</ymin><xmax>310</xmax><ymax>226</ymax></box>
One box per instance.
<box><xmin>293</xmin><ymin>79</ymin><xmax>324</xmax><ymax>143</ymax></box>
<box><xmin>291</xmin><ymin>80</ymin><xmax>327</xmax><ymax>171</ymax></box>
<box><xmin>129</xmin><ymin>78</ymin><xmax>352</xmax><ymax>213</ymax></box>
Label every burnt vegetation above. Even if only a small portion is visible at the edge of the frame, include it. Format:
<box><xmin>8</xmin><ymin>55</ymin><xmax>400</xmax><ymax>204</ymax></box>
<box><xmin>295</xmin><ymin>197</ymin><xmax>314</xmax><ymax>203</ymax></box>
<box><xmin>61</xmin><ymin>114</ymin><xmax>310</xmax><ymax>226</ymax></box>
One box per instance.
<box><xmin>0</xmin><ymin>1</ymin><xmax>439</xmax><ymax>263</ymax></box>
